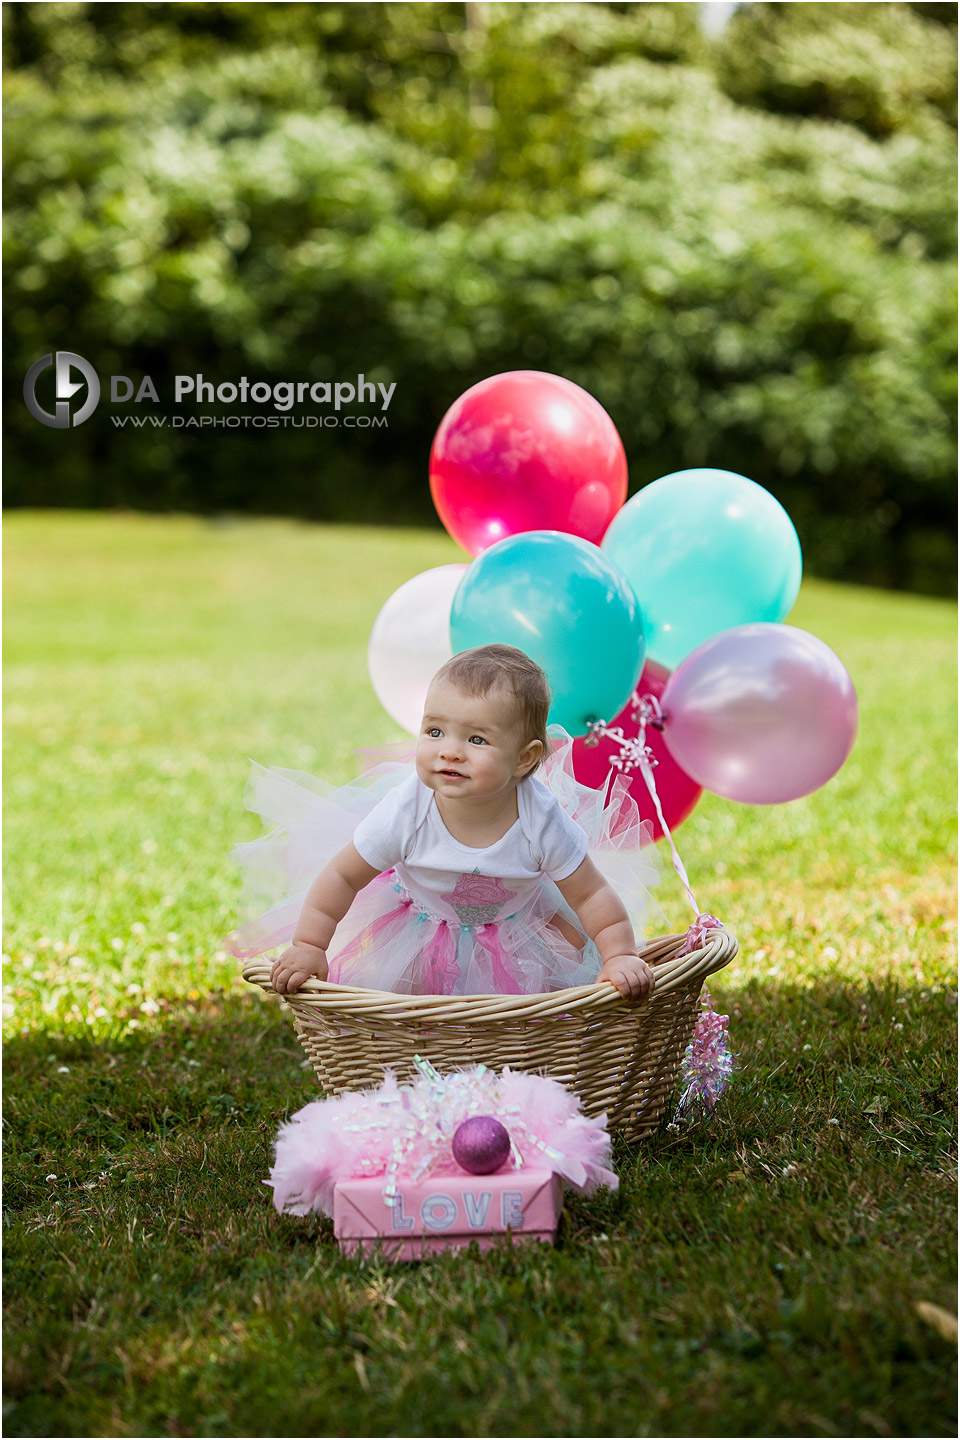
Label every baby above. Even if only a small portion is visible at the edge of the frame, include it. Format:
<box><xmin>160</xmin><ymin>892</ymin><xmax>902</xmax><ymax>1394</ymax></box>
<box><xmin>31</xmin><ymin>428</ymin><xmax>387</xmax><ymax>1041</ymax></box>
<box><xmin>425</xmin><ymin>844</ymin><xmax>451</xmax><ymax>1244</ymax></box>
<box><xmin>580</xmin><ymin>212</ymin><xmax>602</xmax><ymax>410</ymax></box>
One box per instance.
<box><xmin>267</xmin><ymin>644</ymin><xmax>656</xmax><ymax>1002</ymax></box>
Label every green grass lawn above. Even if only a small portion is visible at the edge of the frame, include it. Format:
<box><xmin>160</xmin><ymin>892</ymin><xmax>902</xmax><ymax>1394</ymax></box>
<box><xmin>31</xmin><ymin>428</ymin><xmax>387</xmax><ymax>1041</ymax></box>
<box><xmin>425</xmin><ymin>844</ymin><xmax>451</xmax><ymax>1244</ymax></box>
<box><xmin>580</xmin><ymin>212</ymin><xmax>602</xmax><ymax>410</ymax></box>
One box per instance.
<box><xmin>3</xmin><ymin>511</ymin><xmax>957</xmax><ymax>1439</ymax></box>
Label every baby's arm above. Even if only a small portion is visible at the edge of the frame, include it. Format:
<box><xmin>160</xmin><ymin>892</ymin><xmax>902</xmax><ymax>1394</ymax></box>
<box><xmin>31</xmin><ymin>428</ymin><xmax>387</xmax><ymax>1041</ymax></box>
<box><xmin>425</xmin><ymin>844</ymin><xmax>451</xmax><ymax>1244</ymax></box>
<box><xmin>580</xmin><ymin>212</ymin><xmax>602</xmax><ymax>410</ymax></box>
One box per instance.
<box><xmin>272</xmin><ymin>843</ymin><xmax>381</xmax><ymax>994</ymax></box>
<box><xmin>554</xmin><ymin>856</ymin><xmax>654</xmax><ymax>1002</ymax></box>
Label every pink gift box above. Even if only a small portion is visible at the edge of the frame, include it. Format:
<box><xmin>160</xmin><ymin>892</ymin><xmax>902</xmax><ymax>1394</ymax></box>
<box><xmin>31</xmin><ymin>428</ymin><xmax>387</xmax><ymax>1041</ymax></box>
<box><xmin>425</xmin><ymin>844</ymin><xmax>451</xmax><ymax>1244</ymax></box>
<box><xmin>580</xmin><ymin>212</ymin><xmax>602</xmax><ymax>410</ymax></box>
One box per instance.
<box><xmin>333</xmin><ymin>1167</ymin><xmax>564</xmax><ymax>1259</ymax></box>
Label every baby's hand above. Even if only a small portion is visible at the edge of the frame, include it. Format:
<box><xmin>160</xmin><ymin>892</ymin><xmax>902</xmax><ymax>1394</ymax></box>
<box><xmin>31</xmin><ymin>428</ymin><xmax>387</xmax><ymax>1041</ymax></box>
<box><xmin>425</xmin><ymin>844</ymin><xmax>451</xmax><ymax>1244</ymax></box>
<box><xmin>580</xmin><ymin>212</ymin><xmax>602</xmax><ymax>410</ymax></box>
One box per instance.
<box><xmin>597</xmin><ymin>953</ymin><xmax>655</xmax><ymax>1003</ymax></box>
<box><xmin>271</xmin><ymin>943</ymin><xmax>328</xmax><ymax>994</ymax></box>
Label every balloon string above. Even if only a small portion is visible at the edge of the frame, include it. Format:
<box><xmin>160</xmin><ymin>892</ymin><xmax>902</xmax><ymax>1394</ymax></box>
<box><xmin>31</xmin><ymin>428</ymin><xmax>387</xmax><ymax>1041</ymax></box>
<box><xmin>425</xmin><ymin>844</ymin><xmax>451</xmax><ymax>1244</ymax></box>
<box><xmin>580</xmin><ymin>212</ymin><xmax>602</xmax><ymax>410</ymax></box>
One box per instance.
<box><xmin>587</xmin><ymin>693</ymin><xmax>700</xmax><ymax>920</ymax></box>
<box><xmin>635</xmin><ymin>697</ymin><xmax>700</xmax><ymax>919</ymax></box>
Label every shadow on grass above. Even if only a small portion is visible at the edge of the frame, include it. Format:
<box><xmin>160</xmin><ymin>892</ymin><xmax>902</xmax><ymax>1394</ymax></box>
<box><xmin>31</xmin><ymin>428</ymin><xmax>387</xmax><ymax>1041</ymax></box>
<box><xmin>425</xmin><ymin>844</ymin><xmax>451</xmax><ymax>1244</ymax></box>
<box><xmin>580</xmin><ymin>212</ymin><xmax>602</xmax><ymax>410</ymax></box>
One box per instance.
<box><xmin>5</xmin><ymin>972</ymin><xmax>955</xmax><ymax>1204</ymax></box>
<box><xmin>3</xmin><ymin>976</ymin><xmax>957</xmax><ymax>1439</ymax></box>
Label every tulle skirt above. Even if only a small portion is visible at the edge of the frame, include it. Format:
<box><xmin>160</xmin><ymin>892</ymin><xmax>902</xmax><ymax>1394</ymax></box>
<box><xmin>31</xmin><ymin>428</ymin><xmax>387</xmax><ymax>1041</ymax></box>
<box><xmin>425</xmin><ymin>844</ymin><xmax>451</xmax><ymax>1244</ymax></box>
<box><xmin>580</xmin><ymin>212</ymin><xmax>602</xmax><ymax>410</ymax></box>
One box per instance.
<box><xmin>227</xmin><ymin>732</ymin><xmax>662</xmax><ymax>997</ymax></box>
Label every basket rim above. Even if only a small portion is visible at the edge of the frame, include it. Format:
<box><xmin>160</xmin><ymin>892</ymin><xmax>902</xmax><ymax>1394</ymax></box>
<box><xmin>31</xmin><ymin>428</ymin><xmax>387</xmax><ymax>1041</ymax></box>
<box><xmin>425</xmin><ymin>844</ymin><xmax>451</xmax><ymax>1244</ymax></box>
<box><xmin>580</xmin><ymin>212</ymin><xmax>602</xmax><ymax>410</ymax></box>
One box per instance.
<box><xmin>240</xmin><ymin>927</ymin><xmax>738</xmax><ymax>1022</ymax></box>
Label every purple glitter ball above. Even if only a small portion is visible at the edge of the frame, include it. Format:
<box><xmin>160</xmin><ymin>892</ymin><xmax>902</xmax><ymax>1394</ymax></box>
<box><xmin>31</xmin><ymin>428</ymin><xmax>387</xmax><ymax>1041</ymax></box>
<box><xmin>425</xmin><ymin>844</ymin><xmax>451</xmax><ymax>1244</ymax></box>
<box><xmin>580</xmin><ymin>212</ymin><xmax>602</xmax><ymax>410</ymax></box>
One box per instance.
<box><xmin>452</xmin><ymin>1115</ymin><xmax>511</xmax><ymax>1175</ymax></box>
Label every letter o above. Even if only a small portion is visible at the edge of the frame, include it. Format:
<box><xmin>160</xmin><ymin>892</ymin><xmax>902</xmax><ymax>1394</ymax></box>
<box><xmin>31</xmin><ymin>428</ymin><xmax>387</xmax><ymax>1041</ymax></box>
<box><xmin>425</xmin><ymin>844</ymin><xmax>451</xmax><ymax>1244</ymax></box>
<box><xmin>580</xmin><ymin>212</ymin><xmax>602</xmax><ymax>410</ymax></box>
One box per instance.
<box><xmin>420</xmin><ymin>1193</ymin><xmax>458</xmax><ymax>1231</ymax></box>
<box><xmin>250</xmin><ymin>382</ymin><xmax>271</xmax><ymax>403</ymax></box>
<box><xmin>217</xmin><ymin>382</ymin><xmax>238</xmax><ymax>403</ymax></box>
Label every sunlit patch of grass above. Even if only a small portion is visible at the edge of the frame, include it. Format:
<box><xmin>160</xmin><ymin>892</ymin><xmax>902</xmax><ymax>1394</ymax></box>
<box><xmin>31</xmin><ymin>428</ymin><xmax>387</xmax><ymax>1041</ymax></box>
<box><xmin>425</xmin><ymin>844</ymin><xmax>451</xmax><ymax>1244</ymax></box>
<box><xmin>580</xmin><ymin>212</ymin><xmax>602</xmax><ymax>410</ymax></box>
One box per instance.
<box><xmin>3</xmin><ymin>513</ymin><xmax>957</xmax><ymax>1437</ymax></box>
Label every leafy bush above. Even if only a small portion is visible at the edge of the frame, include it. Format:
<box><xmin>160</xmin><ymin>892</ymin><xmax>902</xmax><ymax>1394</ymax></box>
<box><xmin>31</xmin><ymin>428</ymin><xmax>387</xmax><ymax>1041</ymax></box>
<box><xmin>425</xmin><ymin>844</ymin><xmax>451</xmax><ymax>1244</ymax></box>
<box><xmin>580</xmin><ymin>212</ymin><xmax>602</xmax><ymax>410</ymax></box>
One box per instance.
<box><xmin>3</xmin><ymin>2</ymin><xmax>956</xmax><ymax>593</ymax></box>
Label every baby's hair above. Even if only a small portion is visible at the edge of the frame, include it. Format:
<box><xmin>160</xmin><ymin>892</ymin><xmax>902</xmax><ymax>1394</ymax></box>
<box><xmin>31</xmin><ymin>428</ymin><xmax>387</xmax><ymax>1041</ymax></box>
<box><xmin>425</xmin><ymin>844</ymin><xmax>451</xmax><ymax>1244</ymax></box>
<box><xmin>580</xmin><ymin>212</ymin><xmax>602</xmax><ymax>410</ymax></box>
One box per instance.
<box><xmin>433</xmin><ymin>644</ymin><xmax>551</xmax><ymax>776</ymax></box>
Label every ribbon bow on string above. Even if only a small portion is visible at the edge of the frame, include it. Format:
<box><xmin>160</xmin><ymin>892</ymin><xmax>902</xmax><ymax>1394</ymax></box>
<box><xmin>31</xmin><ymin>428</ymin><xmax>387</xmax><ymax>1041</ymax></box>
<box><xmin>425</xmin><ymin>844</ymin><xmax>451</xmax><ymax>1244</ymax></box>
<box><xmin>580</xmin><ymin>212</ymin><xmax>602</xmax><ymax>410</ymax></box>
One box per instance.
<box><xmin>586</xmin><ymin>690</ymin><xmax>715</xmax><ymax>932</ymax></box>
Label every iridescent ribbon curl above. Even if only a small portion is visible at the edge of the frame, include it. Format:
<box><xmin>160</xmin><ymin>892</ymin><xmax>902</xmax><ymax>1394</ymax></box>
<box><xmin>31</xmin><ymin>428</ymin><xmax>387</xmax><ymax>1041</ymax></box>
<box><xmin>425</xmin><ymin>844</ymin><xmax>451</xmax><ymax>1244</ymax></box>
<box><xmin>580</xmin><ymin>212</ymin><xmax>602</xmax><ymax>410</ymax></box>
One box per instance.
<box><xmin>668</xmin><ymin>986</ymin><xmax>735</xmax><ymax>1127</ymax></box>
<box><xmin>374</xmin><ymin>1057</ymin><xmax>581</xmax><ymax>1205</ymax></box>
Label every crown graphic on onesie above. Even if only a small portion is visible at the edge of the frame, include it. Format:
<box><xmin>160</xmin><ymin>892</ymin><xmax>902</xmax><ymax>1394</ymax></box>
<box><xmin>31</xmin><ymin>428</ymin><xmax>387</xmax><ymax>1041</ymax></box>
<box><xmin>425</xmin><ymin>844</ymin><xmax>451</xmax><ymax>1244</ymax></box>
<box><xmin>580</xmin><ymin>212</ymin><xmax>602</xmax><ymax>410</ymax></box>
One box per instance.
<box><xmin>441</xmin><ymin>871</ymin><xmax>518</xmax><ymax>926</ymax></box>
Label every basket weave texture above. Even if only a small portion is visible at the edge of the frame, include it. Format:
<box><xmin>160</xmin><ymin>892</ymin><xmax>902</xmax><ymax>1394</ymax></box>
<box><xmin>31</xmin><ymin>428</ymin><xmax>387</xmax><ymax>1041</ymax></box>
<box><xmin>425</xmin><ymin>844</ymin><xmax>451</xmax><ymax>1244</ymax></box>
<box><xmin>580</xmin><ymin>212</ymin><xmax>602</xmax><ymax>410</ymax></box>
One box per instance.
<box><xmin>242</xmin><ymin>927</ymin><xmax>737</xmax><ymax>1142</ymax></box>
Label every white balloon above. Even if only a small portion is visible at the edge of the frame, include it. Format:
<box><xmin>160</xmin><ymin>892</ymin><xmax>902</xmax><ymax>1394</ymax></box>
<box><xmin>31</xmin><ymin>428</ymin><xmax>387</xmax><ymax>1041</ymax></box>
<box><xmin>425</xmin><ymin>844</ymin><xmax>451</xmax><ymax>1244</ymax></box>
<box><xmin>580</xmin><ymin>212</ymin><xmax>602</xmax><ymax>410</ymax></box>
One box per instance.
<box><xmin>367</xmin><ymin>564</ymin><xmax>468</xmax><ymax>734</ymax></box>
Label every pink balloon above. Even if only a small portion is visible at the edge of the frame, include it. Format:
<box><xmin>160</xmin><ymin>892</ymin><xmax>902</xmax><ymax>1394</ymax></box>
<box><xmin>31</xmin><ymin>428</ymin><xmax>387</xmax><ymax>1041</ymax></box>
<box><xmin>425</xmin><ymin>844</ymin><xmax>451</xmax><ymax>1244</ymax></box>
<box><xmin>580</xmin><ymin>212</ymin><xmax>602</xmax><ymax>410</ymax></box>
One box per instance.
<box><xmin>661</xmin><ymin>624</ymin><xmax>858</xmax><ymax>805</ymax></box>
<box><xmin>429</xmin><ymin>371</ymin><xmax>628</xmax><ymax>556</ymax></box>
<box><xmin>571</xmin><ymin>660</ymin><xmax>703</xmax><ymax>842</ymax></box>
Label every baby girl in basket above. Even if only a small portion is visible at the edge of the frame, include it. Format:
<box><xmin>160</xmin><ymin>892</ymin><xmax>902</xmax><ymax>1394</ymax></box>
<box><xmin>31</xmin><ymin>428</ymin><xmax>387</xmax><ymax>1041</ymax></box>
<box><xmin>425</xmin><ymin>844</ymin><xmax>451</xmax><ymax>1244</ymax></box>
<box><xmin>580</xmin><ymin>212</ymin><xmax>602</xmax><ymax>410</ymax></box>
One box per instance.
<box><xmin>229</xmin><ymin>644</ymin><xmax>662</xmax><ymax>1000</ymax></box>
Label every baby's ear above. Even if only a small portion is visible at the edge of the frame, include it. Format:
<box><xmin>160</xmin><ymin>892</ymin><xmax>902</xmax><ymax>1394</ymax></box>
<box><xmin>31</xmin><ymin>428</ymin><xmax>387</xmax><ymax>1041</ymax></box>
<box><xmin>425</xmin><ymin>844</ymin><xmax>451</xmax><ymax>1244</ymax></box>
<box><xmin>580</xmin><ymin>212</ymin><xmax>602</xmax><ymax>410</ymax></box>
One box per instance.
<box><xmin>515</xmin><ymin>738</ymin><xmax>543</xmax><ymax>778</ymax></box>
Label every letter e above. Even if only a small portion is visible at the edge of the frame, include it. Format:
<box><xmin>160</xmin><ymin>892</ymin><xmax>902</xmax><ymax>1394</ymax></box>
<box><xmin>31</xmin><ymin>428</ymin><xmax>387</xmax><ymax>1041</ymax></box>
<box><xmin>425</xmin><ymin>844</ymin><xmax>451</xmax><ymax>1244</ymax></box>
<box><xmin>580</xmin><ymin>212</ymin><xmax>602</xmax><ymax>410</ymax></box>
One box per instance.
<box><xmin>500</xmin><ymin>1191</ymin><xmax>524</xmax><ymax>1229</ymax></box>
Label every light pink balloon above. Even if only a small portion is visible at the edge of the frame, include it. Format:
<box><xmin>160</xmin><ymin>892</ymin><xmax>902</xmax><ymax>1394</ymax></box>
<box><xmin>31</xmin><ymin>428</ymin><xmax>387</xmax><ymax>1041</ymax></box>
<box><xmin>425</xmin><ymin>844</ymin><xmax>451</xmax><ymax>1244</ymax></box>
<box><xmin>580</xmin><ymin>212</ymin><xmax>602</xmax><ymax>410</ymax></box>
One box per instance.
<box><xmin>661</xmin><ymin>624</ymin><xmax>858</xmax><ymax>804</ymax></box>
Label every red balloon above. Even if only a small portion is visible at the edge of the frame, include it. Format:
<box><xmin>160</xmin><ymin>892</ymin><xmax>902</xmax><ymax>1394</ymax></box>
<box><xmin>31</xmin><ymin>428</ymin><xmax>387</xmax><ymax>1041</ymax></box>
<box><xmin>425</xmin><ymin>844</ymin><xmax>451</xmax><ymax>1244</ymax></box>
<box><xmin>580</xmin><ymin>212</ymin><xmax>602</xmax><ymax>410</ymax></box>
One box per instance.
<box><xmin>571</xmin><ymin>661</ymin><xmax>703</xmax><ymax>843</ymax></box>
<box><xmin>430</xmin><ymin>371</ymin><xmax>628</xmax><ymax>556</ymax></box>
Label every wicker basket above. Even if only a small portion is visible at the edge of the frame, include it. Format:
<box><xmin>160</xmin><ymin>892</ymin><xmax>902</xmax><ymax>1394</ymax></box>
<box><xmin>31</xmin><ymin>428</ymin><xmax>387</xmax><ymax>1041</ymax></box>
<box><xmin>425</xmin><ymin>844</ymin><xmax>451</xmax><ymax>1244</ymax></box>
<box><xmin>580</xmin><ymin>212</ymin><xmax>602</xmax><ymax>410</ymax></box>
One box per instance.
<box><xmin>241</xmin><ymin>926</ymin><xmax>736</xmax><ymax>1142</ymax></box>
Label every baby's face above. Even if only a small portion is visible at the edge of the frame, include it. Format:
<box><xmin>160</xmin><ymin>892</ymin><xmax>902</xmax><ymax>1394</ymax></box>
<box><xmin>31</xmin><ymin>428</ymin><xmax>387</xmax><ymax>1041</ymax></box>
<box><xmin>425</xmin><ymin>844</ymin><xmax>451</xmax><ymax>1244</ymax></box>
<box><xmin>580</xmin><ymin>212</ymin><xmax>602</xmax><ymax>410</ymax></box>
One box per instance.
<box><xmin>416</xmin><ymin>679</ymin><xmax>539</xmax><ymax>802</ymax></box>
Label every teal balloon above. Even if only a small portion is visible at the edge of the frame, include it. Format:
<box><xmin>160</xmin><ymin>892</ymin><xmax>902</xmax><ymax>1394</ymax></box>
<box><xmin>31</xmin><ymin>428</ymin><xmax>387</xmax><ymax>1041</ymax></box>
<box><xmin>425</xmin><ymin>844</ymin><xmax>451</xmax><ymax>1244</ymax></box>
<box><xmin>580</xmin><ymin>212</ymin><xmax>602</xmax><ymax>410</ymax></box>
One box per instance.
<box><xmin>449</xmin><ymin>531</ymin><xmax>645</xmax><ymax>736</ymax></box>
<box><xmin>602</xmin><ymin>468</ymin><xmax>802</xmax><ymax>669</ymax></box>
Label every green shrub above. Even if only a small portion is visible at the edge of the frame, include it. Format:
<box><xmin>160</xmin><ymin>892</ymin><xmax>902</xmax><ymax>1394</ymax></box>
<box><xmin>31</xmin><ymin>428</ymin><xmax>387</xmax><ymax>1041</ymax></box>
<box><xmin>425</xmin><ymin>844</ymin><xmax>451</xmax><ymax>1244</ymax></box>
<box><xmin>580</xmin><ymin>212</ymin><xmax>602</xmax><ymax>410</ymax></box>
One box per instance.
<box><xmin>3</xmin><ymin>2</ymin><xmax>956</xmax><ymax>593</ymax></box>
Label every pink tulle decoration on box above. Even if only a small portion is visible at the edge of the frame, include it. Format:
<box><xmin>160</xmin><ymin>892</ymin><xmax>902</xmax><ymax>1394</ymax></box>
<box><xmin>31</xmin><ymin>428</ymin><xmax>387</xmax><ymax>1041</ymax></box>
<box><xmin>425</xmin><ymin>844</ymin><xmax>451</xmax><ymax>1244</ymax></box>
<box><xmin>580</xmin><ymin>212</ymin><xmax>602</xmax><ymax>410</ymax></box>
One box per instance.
<box><xmin>267</xmin><ymin>1058</ymin><xmax>618</xmax><ymax>1219</ymax></box>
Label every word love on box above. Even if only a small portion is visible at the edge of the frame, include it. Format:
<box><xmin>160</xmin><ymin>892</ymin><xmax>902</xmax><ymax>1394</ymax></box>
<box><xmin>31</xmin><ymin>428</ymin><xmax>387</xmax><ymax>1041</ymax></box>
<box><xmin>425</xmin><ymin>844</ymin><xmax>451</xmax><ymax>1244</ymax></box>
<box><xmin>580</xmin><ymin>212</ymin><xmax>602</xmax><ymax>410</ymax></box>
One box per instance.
<box><xmin>333</xmin><ymin>1168</ymin><xmax>563</xmax><ymax>1259</ymax></box>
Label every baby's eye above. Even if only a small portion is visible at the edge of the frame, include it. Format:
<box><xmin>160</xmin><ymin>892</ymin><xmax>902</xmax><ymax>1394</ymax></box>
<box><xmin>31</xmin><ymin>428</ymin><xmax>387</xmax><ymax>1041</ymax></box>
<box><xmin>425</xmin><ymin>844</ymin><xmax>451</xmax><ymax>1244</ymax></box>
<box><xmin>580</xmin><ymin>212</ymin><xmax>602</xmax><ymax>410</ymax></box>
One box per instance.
<box><xmin>427</xmin><ymin>727</ymin><xmax>442</xmax><ymax>739</ymax></box>
<box><xmin>469</xmin><ymin>735</ymin><xmax>488</xmax><ymax>745</ymax></box>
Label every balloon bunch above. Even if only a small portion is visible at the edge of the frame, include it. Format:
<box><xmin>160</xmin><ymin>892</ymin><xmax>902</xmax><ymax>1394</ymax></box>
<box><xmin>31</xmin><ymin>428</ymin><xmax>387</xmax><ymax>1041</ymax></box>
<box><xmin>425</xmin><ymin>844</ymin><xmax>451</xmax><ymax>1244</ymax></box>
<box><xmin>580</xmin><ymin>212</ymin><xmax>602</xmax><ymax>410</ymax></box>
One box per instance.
<box><xmin>367</xmin><ymin>370</ymin><xmax>859</xmax><ymax>835</ymax></box>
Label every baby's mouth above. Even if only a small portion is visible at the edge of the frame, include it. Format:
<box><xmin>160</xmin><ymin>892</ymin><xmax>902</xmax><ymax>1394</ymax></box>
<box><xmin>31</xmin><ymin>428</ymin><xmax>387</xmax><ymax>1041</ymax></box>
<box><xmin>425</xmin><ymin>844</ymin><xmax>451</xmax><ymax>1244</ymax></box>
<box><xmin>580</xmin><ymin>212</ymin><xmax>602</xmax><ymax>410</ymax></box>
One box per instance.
<box><xmin>439</xmin><ymin>768</ymin><xmax>466</xmax><ymax>778</ymax></box>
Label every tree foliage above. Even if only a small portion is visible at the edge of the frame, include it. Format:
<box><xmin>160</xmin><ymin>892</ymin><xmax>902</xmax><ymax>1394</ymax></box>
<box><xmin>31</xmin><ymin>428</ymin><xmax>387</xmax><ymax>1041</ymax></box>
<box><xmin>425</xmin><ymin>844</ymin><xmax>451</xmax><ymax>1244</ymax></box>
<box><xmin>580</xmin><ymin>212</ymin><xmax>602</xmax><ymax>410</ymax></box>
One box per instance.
<box><xmin>3</xmin><ymin>1</ymin><xmax>956</xmax><ymax>593</ymax></box>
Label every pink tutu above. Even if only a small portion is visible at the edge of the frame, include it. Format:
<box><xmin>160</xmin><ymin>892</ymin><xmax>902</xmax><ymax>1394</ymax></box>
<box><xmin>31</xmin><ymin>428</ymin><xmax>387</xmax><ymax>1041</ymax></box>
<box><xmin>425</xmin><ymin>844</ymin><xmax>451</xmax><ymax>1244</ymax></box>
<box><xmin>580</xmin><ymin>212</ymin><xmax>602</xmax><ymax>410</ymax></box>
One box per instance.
<box><xmin>228</xmin><ymin>731</ymin><xmax>662</xmax><ymax>996</ymax></box>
